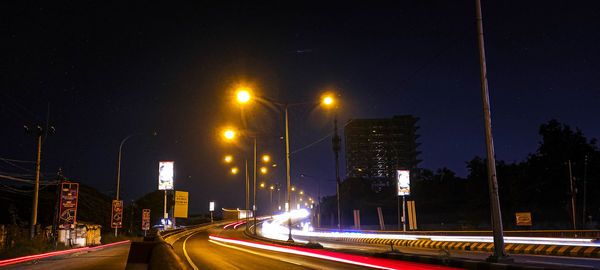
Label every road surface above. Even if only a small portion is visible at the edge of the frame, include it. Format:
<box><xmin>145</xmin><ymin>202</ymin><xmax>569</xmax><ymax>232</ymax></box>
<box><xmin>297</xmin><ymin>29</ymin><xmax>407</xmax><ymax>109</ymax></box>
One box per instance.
<box><xmin>172</xmin><ymin>225</ymin><xmax>461</xmax><ymax>270</ymax></box>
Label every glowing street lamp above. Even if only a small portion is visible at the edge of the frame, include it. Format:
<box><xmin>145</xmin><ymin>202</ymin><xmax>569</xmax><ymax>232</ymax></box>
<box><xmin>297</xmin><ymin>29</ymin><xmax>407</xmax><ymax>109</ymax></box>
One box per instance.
<box><xmin>237</xmin><ymin>89</ymin><xmax>251</xmax><ymax>103</ymax></box>
<box><xmin>262</xmin><ymin>155</ymin><xmax>270</xmax><ymax>162</ymax></box>
<box><xmin>231</xmin><ymin>167</ymin><xmax>238</xmax><ymax>174</ymax></box>
<box><xmin>224</xmin><ymin>130</ymin><xmax>235</xmax><ymax>140</ymax></box>
<box><xmin>260</xmin><ymin>167</ymin><xmax>267</xmax><ymax>174</ymax></box>
<box><xmin>323</xmin><ymin>96</ymin><xmax>333</xmax><ymax>105</ymax></box>
<box><xmin>224</xmin><ymin>156</ymin><xmax>232</xmax><ymax>163</ymax></box>
<box><xmin>260</xmin><ymin>182</ymin><xmax>265</xmax><ymax>188</ymax></box>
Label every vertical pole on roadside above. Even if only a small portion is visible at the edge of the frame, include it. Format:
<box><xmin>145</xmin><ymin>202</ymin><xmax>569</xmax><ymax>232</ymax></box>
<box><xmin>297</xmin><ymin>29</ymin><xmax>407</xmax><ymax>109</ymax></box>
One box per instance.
<box><xmin>569</xmin><ymin>160</ymin><xmax>576</xmax><ymax>230</ymax></box>
<box><xmin>475</xmin><ymin>0</ymin><xmax>509</xmax><ymax>262</ymax></box>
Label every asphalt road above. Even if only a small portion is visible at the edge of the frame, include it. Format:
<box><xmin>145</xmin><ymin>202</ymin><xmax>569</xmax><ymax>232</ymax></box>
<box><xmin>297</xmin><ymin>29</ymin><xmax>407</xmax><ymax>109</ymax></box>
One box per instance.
<box><xmin>172</xmin><ymin>226</ymin><xmax>463</xmax><ymax>270</ymax></box>
<box><xmin>173</xmin><ymin>229</ymin><xmax>368</xmax><ymax>269</ymax></box>
<box><xmin>2</xmin><ymin>242</ymin><xmax>131</xmax><ymax>270</ymax></box>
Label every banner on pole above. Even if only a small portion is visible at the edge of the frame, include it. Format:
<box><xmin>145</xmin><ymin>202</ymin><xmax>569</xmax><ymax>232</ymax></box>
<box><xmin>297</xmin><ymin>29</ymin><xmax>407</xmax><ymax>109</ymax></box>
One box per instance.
<box><xmin>142</xmin><ymin>209</ymin><xmax>151</xmax><ymax>231</ymax></box>
<box><xmin>158</xmin><ymin>161</ymin><xmax>174</xmax><ymax>190</ymax></box>
<box><xmin>174</xmin><ymin>191</ymin><xmax>188</xmax><ymax>218</ymax></box>
<box><xmin>397</xmin><ymin>170</ymin><xmax>410</xmax><ymax>196</ymax></box>
<box><xmin>59</xmin><ymin>183</ymin><xmax>79</xmax><ymax>229</ymax></box>
<box><xmin>111</xmin><ymin>200</ymin><xmax>123</xmax><ymax>228</ymax></box>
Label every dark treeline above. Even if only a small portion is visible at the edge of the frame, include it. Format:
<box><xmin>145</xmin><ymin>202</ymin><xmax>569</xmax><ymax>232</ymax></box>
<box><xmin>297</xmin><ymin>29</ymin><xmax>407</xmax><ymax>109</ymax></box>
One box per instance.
<box><xmin>319</xmin><ymin>120</ymin><xmax>600</xmax><ymax>230</ymax></box>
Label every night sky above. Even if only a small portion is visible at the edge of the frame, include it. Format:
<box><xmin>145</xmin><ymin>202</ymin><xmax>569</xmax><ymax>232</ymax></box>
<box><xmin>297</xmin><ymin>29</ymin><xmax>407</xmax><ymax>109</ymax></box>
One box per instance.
<box><xmin>3</xmin><ymin>2</ymin><xmax>599</xmax><ymax>214</ymax></box>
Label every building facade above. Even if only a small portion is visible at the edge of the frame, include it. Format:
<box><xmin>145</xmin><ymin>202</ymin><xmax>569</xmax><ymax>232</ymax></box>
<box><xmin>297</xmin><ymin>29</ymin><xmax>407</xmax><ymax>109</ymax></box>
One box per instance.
<box><xmin>344</xmin><ymin>115</ymin><xmax>421</xmax><ymax>180</ymax></box>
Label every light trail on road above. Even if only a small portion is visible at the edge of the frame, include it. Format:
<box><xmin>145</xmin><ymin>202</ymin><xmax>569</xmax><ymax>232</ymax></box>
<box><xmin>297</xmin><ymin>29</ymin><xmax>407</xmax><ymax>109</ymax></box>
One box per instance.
<box><xmin>208</xmin><ymin>235</ymin><xmax>463</xmax><ymax>270</ymax></box>
<box><xmin>260</xmin><ymin>212</ymin><xmax>600</xmax><ymax>247</ymax></box>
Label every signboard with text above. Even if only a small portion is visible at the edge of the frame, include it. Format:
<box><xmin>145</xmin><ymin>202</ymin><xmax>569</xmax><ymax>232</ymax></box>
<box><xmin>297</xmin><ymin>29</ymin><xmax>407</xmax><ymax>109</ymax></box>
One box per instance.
<box><xmin>209</xmin><ymin>201</ymin><xmax>215</xmax><ymax>212</ymax></box>
<box><xmin>158</xmin><ymin>161</ymin><xmax>174</xmax><ymax>190</ymax></box>
<box><xmin>142</xmin><ymin>209</ymin><xmax>151</xmax><ymax>231</ymax></box>
<box><xmin>516</xmin><ymin>212</ymin><xmax>532</xmax><ymax>226</ymax></box>
<box><xmin>174</xmin><ymin>191</ymin><xmax>188</xmax><ymax>218</ymax></box>
<box><xmin>111</xmin><ymin>200</ymin><xmax>123</xmax><ymax>228</ymax></box>
<box><xmin>59</xmin><ymin>183</ymin><xmax>79</xmax><ymax>229</ymax></box>
<box><xmin>397</xmin><ymin>170</ymin><xmax>410</xmax><ymax>196</ymax></box>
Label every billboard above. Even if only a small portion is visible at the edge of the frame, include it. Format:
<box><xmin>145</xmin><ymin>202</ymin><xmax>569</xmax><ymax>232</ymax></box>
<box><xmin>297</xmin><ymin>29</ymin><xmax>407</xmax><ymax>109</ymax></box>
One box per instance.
<box><xmin>174</xmin><ymin>191</ymin><xmax>188</xmax><ymax>218</ymax></box>
<box><xmin>209</xmin><ymin>201</ymin><xmax>215</xmax><ymax>212</ymax></box>
<box><xmin>142</xmin><ymin>209</ymin><xmax>151</xmax><ymax>231</ymax></box>
<box><xmin>59</xmin><ymin>183</ymin><xmax>79</xmax><ymax>229</ymax></box>
<box><xmin>158</xmin><ymin>161</ymin><xmax>174</xmax><ymax>190</ymax></box>
<box><xmin>111</xmin><ymin>200</ymin><xmax>123</xmax><ymax>228</ymax></box>
<box><xmin>397</xmin><ymin>170</ymin><xmax>410</xmax><ymax>196</ymax></box>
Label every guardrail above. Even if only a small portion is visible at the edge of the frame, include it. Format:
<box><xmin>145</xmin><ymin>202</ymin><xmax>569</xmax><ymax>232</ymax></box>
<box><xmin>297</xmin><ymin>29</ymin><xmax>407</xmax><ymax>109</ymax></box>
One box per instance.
<box><xmin>336</xmin><ymin>237</ymin><xmax>600</xmax><ymax>258</ymax></box>
<box><xmin>322</xmin><ymin>229</ymin><xmax>600</xmax><ymax>239</ymax></box>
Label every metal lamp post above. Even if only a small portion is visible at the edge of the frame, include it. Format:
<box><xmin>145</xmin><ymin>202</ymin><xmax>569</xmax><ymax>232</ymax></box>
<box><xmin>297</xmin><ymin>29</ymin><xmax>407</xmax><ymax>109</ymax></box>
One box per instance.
<box><xmin>115</xmin><ymin>131</ymin><xmax>156</xmax><ymax>237</ymax></box>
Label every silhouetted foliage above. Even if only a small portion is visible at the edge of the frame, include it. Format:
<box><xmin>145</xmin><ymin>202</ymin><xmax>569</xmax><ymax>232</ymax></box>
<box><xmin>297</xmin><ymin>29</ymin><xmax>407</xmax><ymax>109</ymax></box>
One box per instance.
<box><xmin>319</xmin><ymin>119</ymin><xmax>600</xmax><ymax>230</ymax></box>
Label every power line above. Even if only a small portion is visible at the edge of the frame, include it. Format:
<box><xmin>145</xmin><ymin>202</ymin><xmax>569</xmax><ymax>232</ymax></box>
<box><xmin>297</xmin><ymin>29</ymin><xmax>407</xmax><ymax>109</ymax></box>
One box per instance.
<box><xmin>0</xmin><ymin>157</ymin><xmax>35</xmax><ymax>163</ymax></box>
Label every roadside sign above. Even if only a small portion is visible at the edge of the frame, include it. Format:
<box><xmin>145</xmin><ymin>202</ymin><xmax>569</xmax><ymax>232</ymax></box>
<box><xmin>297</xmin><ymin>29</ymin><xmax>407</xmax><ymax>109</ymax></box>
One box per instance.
<box><xmin>158</xmin><ymin>161</ymin><xmax>174</xmax><ymax>190</ymax></box>
<box><xmin>516</xmin><ymin>212</ymin><xmax>532</xmax><ymax>226</ymax></box>
<box><xmin>174</xmin><ymin>191</ymin><xmax>188</xmax><ymax>218</ymax></box>
<box><xmin>59</xmin><ymin>183</ymin><xmax>79</xmax><ymax>229</ymax></box>
<box><xmin>397</xmin><ymin>170</ymin><xmax>410</xmax><ymax>196</ymax></box>
<box><xmin>111</xmin><ymin>200</ymin><xmax>123</xmax><ymax>228</ymax></box>
<box><xmin>142</xmin><ymin>209</ymin><xmax>151</xmax><ymax>231</ymax></box>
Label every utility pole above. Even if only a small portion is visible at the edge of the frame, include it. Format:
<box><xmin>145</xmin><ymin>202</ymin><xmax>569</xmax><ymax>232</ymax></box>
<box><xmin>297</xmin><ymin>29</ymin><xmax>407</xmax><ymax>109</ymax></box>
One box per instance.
<box><xmin>25</xmin><ymin>125</ymin><xmax>54</xmax><ymax>239</ymax></box>
<box><xmin>474</xmin><ymin>0</ymin><xmax>509</xmax><ymax>262</ymax></box>
<box><xmin>52</xmin><ymin>168</ymin><xmax>64</xmax><ymax>248</ymax></box>
<box><xmin>253</xmin><ymin>137</ymin><xmax>257</xmax><ymax>235</ymax></box>
<box><xmin>582</xmin><ymin>155</ymin><xmax>588</xmax><ymax>228</ymax></box>
<box><xmin>332</xmin><ymin>114</ymin><xmax>342</xmax><ymax>231</ymax></box>
<box><xmin>568</xmin><ymin>160</ymin><xmax>576</xmax><ymax>230</ymax></box>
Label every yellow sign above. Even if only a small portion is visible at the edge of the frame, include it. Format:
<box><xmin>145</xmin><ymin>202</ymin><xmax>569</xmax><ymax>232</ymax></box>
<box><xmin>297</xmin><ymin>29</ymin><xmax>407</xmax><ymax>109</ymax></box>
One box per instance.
<box><xmin>174</xmin><ymin>191</ymin><xmax>188</xmax><ymax>218</ymax></box>
<box><xmin>516</xmin><ymin>212</ymin><xmax>532</xmax><ymax>226</ymax></box>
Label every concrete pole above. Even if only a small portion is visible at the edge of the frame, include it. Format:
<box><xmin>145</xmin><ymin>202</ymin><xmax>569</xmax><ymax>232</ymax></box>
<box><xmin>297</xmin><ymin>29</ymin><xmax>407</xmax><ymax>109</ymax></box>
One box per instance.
<box><xmin>253</xmin><ymin>137</ymin><xmax>257</xmax><ymax>235</ymax></box>
<box><xmin>582</xmin><ymin>155</ymin><xmax>588</xmax><ymax>228</ymax></box>
<box><xmin>475</xmin><ymin>0</ymin><xmax>508</xmax><ymax>262</ymax></box>
<box><xmin>30</xmin><ymin>134</ymin><xmax>42</xmax><ymax>239</ymax></box>
<box><xmin>568</xmin><ymin>160</ymin><xmax>576</xmax><ymax>230</ymax></box>
<box><xmin>285</xmin><ymin>105</ymin><xmax>293</xmax><ymax>242</ymax></box>
<box><xmin>402</xmin><ymin>196</ymin><xmax>406</xmax><ymax>232</ymax></box>
<box><xmin>333</xmin><ymin>114</ymin><xmax>342</xmax><ymax>231</ymax></box>
<box><xmin>164</xmin><ymin>190</ymin><xmax>167</xmax><ymax>227</ymax></box>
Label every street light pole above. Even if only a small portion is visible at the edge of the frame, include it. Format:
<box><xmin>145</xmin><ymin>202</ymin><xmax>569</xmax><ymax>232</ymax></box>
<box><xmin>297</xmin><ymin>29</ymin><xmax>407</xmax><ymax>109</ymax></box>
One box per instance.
<box><xmin>115</xmin><ymin>132</ymin><xmax>156</xmax><ymax>236</ymax></box>
<box><xmin>332</xmin><ymin>114</ymin><xmax>342</xmax><ymax>231</ymax></box>
<box><xmin>253</xmin><ymin>137</ymin><xmax>258</xmax><ymax>235</ymax></box>
<box><xmin>245</xmin><ymin>159</ymin><xmax>249</xmax><ymax>225</ymax></box>
<box><xmin>285</xmin><ymin>104</ymin><xmax>293</xmax><ymax>242</ymax></box>
<box><xmin>475</xmin><ymin>0</ymin><xmax>509</xmax><ymax>262</ymax></box>
<box><xmin>115</xmin><ymin>134</ymin><xmax>136</xmax><ymax>237</ymax></box>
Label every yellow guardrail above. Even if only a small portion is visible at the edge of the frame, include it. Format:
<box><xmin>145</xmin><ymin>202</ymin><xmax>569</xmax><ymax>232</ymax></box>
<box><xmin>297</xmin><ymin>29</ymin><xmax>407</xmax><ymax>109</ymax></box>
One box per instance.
<box><xmin>338</xmin><ymin>237</ymin><xmax>600</xmax><ymax>258</ymax></box>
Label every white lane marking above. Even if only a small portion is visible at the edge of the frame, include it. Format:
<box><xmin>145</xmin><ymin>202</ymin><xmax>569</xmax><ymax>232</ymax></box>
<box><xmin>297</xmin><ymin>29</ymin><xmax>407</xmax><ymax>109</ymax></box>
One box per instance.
<box><xmin>208</xmin><ymin>240</ymin><xmax>305</xmax><ymax>267</ymax></box>
<box><xmin>183</xmin><ymin>232</ymin><xmax>200</xmax><ymax>270</ymax></box>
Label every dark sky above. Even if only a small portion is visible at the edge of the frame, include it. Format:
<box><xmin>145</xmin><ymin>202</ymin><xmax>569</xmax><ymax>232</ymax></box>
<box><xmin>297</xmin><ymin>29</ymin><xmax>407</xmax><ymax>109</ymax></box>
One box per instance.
<box><xmin>2</xmin><ymin>2</ymin><xmax>599</xmax><ymax>214</ymax></box>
